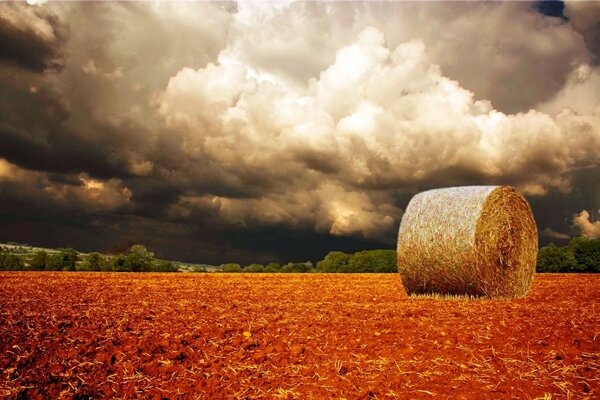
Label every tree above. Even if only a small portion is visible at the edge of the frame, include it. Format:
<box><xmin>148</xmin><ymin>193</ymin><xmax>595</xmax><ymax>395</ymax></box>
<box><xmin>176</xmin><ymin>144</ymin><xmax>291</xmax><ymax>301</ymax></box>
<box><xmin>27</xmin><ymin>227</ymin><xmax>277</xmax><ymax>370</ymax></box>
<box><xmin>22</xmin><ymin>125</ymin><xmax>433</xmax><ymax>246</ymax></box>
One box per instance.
<box><xmin>81</xmin><ymin>252</ymin><xmax>105</xmax><ymax>271</ymax></box>
<box><xmin>244</xmin><ymin>264</ymin><xmax>264</xmax><ymax>273</ymax></box>
<box><xmin>264</xmin><ymin>262</ymin><xmax>280</xmax><ymax>273</ymax></box>
<box><xmin>111</xmin><ymin>254</ymin><xmax>128</xmax><ymax>272</ymax></box>
<box><xmin>125</xmin><ymin>245</ymin><xmax>154</xmax><ymax>272</ymax></box>
<box><xmin>316</xmin><ymin>251</ymin><xmax>351</xmax><ymax>272</ymax></box>
<box><xmin>537</xmin><ymin>244</ymin><xmax>575</xmax><ymax>272</ymax></box>
<box><xmin>153</xmin><ymin>260</ymin><xmax>178</xmax><ymax>272</ymax></box>
<box><xmin>279</xmin><ymin>264</ymin><xmax>294</xmax><ymax>273</ymax></box>
<box><xmin>53</xmin><ymin>248</ymin><xmax>79</xmax><ymax>271</ymax></box>
<box><xmin>46</xmin><ymin>253</ymin><xmax>63</xmax><ymax>271</ymax></box>
<box><xmin>1</xmin><ymin>253</ymin><xmax>23</xmax><ymax>270</ymax></box>
<box><xmin>30</xmin><ymin>250</ymin><xmax>48</xmax><ymax>271</ymax></box>
<box><xmin>349</xmin><ymin>250</ymin><xmax>397</xmax><ymax>273</ymax></box>
<box><xmin>568</xmin><ymin>237</ymin><xmax>600</xmax><ymax>272</ymax></box>
<box><xmin>222</xmin><ymin>263</ymin><xmax>242</xmax><ymax>272</ymax></box>
<box><xmin>278</xmin><ymin>262</ymin><xmax>309</xmax><ymax>273</ymax></box>
<box><xmin>304</xmin><ymin>261</ymin><xmax>314</xmax><ymax>272</ymax></box>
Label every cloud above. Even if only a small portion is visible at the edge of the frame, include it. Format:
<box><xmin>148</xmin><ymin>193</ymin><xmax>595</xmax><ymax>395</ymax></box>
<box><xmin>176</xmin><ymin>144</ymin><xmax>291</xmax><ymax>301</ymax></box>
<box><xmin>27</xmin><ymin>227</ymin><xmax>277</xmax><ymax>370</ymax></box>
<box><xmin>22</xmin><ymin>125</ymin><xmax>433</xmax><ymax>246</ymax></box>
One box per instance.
<box><xmin>0</xmin><ymin>2</ymin><xmax>67</xmax><ymax>71</ymax></box>
<box><xmin>1</xmin><ymin>2</ymin><xmax>600</xmax><ymax>263</ymax></box>
<box><xmin>0</xmin><ymin>158</ymin><xmax>132</xmax><ymax>213</ymax></box>
<box><xmin>573</xmin><ymin>210</ymin><xmax>600</xmax><ymax>238</ymax></box>
<box><xmin>0</xmin><ymin>2</ymin><xmax>233</xmax><ymax>178</ymax></box>
<box><xmin>539</xmin><ymin>64</ymin><xmax>600</xmax><ymax>115</ymax></box>
<box><xmin>541</xmin><ymin>227</ymin><xmax>570</xmax><ymax>240</ymax></box>
<box><xmin>225</xmin><ymin>1</ymin><xmax>588</xmax><ymax>113</ymax></box>
<box><xmin>158</xmin><ymin>26</ymin><xmax>600</xmax><ymax>237</ymax></box>
<box><xmin>564</xmin><ymin>1</ymin><xmax>600</xmax><ymax>63</ymax></box>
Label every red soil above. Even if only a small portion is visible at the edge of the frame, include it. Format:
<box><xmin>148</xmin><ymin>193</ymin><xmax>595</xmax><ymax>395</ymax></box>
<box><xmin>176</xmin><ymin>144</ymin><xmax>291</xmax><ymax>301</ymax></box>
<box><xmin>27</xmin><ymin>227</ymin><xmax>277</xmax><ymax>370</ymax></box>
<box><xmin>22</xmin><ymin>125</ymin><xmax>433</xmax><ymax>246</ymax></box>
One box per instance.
<box><xmin>1</xmin><ymin>273</ymin><xmax>599</xmax><ymax>399</ymax></box>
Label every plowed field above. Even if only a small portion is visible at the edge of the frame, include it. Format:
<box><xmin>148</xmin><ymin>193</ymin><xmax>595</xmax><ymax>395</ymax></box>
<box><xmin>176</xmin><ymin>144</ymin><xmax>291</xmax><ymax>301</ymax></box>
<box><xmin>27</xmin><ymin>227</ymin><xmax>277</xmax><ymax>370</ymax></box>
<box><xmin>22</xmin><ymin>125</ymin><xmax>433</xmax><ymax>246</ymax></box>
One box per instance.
<box><xmin>1</xmin><ymin>273</ymin><xmax>599</xmax><ymax>399</ymax></box>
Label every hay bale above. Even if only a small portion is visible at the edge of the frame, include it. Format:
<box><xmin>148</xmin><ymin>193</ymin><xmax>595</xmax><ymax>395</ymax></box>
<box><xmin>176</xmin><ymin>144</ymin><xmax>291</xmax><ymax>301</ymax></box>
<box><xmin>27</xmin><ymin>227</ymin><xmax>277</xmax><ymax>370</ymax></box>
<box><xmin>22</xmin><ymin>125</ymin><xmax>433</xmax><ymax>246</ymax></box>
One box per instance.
<box><xmin>397</xmin><ymin>186</ymin><xmax>538</xmax><ymax>298</ymax></box>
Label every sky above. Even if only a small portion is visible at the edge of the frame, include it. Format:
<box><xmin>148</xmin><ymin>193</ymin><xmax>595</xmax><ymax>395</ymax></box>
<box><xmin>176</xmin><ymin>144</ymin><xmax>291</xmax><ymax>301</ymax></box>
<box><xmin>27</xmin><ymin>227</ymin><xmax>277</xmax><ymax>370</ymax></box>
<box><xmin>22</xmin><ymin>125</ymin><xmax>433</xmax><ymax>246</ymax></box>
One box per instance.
<box><xmin>0</xmin><ymin>0</ymin><xmax>599</xmax><ymax>265</ymax></box>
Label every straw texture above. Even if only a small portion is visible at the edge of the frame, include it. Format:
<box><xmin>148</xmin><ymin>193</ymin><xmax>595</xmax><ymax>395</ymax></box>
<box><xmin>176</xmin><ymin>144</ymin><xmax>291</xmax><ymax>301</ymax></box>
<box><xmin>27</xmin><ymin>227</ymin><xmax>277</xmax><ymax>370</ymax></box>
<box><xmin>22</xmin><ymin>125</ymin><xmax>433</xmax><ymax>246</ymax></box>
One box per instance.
<box><xmin>397</xmin><ymin>186</ymin><xmax>538</xmax><ymax>298</ymax></box>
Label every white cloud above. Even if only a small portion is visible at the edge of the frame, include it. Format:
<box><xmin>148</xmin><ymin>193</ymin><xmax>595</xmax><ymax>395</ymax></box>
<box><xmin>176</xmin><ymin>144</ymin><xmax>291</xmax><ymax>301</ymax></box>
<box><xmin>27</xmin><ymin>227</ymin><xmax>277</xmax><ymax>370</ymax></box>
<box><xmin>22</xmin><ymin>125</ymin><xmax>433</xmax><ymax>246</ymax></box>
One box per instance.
<box><xmin>573</xmin><ymin>210</ymin><xmax>600</xmax><ymax>238</ymax></box>
<box><xmin>223</xmin><ymin>1</ymin><xmax>588</xmax><ymax>113</ymax></box>
<box><xmin>539</xmin><ymin>65</ymin><xmax>600</xmax><ymax>115</ymax></box>
<box><xmin>541</xmin><ymin>227</ymin><xmax>570</xmax><ymax>240</ymax></box>
<box><xmin>157</xmin><ymin>27</ymin><xmax>600</xmax><ymax>237</ymax></box>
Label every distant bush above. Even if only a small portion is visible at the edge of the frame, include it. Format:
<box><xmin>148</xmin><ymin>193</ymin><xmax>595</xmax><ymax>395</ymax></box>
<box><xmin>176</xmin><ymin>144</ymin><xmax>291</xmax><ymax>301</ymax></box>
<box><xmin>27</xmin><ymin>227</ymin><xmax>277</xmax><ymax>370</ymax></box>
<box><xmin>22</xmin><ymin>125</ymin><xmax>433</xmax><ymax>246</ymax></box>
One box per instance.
<box><xmin>264</xmin><ymin>263</ymin><xmax>280</xmax><ymax>273</ymax></box>
<box><xmin>244</xmin><ymin>264</ymin><xmax>264</xmax><ymax>273</ymax></box>
<box><xmin>103</xmin><ymin>245</ymin><xmax>174</xmax><ymax>272</ymax></box>
<box><xmin>221</xmin><ymin>263</ymin><xmax>242</xmax><ymax>273</ymax></box>
<box><xmin>0</xmin><ymin>252</ymin><xmax>24</xmax><ymax>270</ymax></box>
<box><xmin>39</xmin><ymin>248</ymin><xmax>79</xmax><ymax>271</ymax></box>
<box><xmin>536</xmin><ymin>244</ymin><xmax>576</xmax><ymax>273</ymax></box>
<box><xmin>316</xmin><ymin>251</ymin><xmax>351</xmax><ymax>272</ymax></box>
<box><xmin>349</xmin><ymin>250</ymin><xmax>396</xmax><ymax>273</ymax></box>
<box><xmin>568</xmin><ymin>237</ymin><xmax>600</xmax><ymax>273</ymax></box>
<box><xmin>45</xmin><ymin>253</ymin><xmax>63</xmax><ymax>271</ymax></box>
<box><xmin>79</xmin><ymin>252</ymin><xmax>106</xmax><ymax>271</ymax></box>
<box><xmin>277</xmin><ymin>262</ymin><xmax>311</xmax><ymax>273</ymax></box>
<box><xmin>537</xmin><ymin>237</ymin><xmax>600</xmax><ymax>273</ymax></box>
<box><xmin>219</xmin><ymin>261</ymin><xmax>313</xmax><ymax>273</ymax></box>
<box><xmin>111</xmin><ymin>254</ymin><xmax>128</xmax><ymax>272</ymax></box>
<box><xmin>317</xmin><ymin>249</ymin><xmax>396</xmax><ymax>273</ymax></box>
<box><xmin>30</xmin><ymin>250</ymin><xmax>49</xmax><ymax>271</ymax></box>
<box><xmin>152</xmin><ymin>260</ymin><xmax>179</xmax><ymax>273</ymax></box>
<box><xmin>125</xmin><ymin>245</ymin><xmax>153</xmax><ymax>272</ymax></box>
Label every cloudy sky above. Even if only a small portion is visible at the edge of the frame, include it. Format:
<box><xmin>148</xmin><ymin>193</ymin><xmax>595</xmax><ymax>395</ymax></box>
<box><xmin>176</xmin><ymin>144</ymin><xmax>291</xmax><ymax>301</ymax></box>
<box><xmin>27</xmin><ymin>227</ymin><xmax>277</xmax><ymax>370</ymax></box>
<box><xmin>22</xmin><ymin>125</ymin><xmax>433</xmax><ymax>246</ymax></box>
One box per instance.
<box><xmin>1</xmin><ymin>1</ymin><xmax>599</xmax><ymax>264</ymax></box>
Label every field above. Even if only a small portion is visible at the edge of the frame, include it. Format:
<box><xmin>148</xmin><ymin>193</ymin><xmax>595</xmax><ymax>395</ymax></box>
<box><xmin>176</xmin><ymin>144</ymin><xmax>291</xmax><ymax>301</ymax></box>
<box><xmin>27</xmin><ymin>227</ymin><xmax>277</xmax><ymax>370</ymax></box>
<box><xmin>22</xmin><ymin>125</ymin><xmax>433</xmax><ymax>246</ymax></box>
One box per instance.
<box><xmin>1</xmin><ymin>273</ymin><xmax>599</xmax><ymax>399</ymax></box>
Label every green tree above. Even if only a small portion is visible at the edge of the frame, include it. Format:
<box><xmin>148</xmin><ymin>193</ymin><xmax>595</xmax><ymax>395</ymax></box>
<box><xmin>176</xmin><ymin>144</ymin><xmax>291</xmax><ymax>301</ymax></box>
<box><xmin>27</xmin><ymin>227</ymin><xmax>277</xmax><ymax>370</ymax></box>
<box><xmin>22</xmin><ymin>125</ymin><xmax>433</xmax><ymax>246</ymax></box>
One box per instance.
<box><xmin>264</xmin><ymin>262</ymin><xmax>280</xmax><ymax>273</ymax></box>
<box><xmin>153</xmin><ymin>260</ymin><xmax>179</xmax><ymax>272</ymax></box>
<box><xmin>304</xmin><ymin>261</ymin><xmax>314</xmax><ymax>272</ymax></box>
<box><xmin>30</xmin><ymin>250</ymin><xmax>48</xmax><ymax>271</ymax></box>
<box><xmin>277</xmin><ymin>262</ymin><xmax>308</xmax><ymax>273</ymax></box>
<box><xmin>52</xmin><ymin>248</ymin><xmax>79</xmax><ymax>271</ymax></box>
<box><xmin>568</xmin><ymin>237</ymin><xmax>600</xmax><ymax>272</ymax></box>
<box><xmin>222</xmin><ymin>263</ymin><xmax>242</xmax><ymax>272</ymax></box>
<box><xmin>279</xmin><ymin>264</ymin><xmax>294</xmax><ymax>273</ymax></box>
<box><xmin>1</xmin><ymin>253</ymin><xmax>23</xmax><ymax>270</ymax></box>
<box><xmin>316</xmin><ymin>251</ymin><xmax>351</xmax><ymax>272</ymax></box>
<box><xmin>348</xmin><ymin>250</ymin><xmax>397</xmax><ymax>273</ymax></box>
<box><xmin>125</xmin><ymin>245</ymin><xmax>154</xmax><ymax>272</ymax></box>
<box><xmin>46</xmin><ymin>253</ymin><xmax>63</xmax><ymax>271</ymax></box>
<box><xmin>111</xmin><ymin>254</ymin><xmax>128</xmax><ymax>272</ymax></box>
<box><xmin>80</xmin><ymin>252</ymin><xmax>104</xmax><ymax>271</ymax></box>
<box><xmin>536</xmin><ymin>244</ymin><xmax>576</xmax><ymax>272</ymax></box>
<box><xmin>244</xmin><ymin>264</ymin><xmax>264</xmax><ymax>273</ymax></box>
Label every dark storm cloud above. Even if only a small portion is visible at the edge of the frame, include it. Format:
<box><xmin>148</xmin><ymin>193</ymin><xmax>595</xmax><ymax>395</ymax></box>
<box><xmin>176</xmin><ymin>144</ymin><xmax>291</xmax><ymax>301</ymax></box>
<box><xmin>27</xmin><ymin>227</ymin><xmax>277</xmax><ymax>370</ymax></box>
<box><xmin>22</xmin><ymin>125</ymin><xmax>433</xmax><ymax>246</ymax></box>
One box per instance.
<box><xmin>564</xmin><ymin>1</ymin><xmax>600</xmax><ymax>64</ymax></box>
<box><xmin>0</xmin><ymin>3</ymin><xmax>67</xmax><ymax>72</ymax></box>
<box><xmin>0</xmin><ymin>1</ymin><xmax>599</xmax><ymax>265</ymax></box>
<box><xmin>0</xmin><ymin>84</ymin><xmax>146</xmax><ymax>180</ymax></box>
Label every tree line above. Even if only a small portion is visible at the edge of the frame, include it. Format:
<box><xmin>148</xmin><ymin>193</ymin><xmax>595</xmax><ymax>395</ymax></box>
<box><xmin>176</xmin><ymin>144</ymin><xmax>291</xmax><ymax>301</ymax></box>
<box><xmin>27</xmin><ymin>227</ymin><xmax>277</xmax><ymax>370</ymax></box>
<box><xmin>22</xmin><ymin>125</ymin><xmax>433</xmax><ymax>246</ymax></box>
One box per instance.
<box><xmin>1</xmin><ymin>237</ymin><xmax>599</xmax><ymax>273</ymax></box>
<box><xmin>536</xmin><ymin>236</ymin><xmax>600</xmax><ymax>273</ymax></box>
<box><xmin>219</xmin><ymin>249</ymin><xmax>397</xmax><ymax>273</ymax></box>
<box><xmin>0</xmin><ymin>245</ymin><xmax>177</xmax><ymax>272</ymax></box>
<box><xmin>220</xmin><ymin>261</ymin><xmax>314</xmax><ymax>273</ymax></box>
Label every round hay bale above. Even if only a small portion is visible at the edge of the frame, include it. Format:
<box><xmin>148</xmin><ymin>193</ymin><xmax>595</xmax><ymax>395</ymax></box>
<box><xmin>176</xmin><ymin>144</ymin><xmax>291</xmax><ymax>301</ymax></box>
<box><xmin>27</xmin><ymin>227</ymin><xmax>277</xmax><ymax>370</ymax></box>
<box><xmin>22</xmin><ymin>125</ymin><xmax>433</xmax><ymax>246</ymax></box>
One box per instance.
<box><xmin>397</xmin><ymin>186</ymin><xmax>538</xmax><ymax>298</ymax></box>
